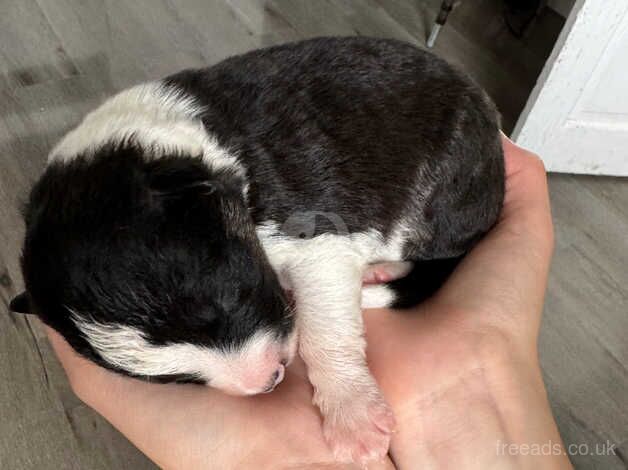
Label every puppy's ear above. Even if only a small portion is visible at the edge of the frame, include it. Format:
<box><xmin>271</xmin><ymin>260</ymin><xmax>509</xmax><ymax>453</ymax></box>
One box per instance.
<box><xmin>10</xmin><ymin>292</ymin><xmax>32</xmax><ymax>314</ymax></box>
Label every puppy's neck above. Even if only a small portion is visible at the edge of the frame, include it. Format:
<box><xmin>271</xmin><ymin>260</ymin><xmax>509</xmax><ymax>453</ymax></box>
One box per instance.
<box><xmin>49</xmin><ymin>82</ymin><xmax>244</xmax><ymax>176</ymax></box>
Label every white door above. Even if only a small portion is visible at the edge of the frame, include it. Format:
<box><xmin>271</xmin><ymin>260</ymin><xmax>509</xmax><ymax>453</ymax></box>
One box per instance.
<box><xmin>513</xmin><ymin>0</ymin><xmax>628</xmax><ymax>176</ymax></box>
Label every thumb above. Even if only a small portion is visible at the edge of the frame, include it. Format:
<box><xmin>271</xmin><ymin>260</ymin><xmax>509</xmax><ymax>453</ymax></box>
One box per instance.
<box><xmin>433</xmin><ymin>138</ymin><xmax>554</xmax><ymax>335</ymax></box>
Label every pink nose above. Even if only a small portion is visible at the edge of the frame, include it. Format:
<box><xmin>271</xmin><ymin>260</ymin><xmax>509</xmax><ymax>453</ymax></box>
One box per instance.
<box><xmin>262</xmin><ymin>364</ymin><xmax>285</xmax><ymax>393</ymax></box>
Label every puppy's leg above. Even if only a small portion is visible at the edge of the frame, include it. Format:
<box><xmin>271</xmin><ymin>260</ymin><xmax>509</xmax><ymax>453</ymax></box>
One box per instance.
<box><xmin>289</xmin><ymin>253</ymin><xmax>395</xmax><ymax>463</ymax></box>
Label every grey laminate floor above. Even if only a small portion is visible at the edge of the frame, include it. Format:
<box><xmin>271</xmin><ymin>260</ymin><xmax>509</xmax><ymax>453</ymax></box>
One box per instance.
<box><xmin>0</xmin><ymin>1</ymin><xmax>626</xmax><ymax>469</ymax></box>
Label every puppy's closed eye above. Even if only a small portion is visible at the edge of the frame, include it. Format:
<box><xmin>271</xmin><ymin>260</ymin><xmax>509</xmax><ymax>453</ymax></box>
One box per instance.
<box><xmin>153</xmin><ymin>180</ymin><xmax>216</xmax><ymax>198</ymax></box>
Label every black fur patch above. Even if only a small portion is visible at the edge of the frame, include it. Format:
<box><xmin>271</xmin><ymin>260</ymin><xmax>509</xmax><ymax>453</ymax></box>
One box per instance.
<box><xmin>389</xmin><ymin>257</ymin><xmax>463</xmax><ymax>309</ymax></box>
<box><xmin>9</xmin><ymin>291</ymin><xmax>31</xmax><ymax>313</ymax></box>
<box><xmin>20</xmin><ymin>142</ymin><xmax>292</xmax><ymax>372</ymax></box>
<box><xmin>164</xmin><ymin>36</ymin><xmax>504</xmax><ymax>259</ymax></box>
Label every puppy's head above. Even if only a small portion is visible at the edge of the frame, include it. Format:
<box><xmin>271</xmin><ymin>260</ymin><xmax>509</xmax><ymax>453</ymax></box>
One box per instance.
<box><xmin>13</xmin><ymin>142</ymin><xmax>296</xmax><ymax>395</ymax></box>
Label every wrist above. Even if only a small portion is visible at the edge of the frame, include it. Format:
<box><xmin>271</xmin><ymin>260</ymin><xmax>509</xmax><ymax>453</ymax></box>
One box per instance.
<box><xmin>387</xmin><ymin>339</ymin><xmax>571</xmax><ymax>469</ymax></box>
<box><xmin>481</xmin><ymin>352</ymin><xmax>572</xmax><ymax>470</ymax></box>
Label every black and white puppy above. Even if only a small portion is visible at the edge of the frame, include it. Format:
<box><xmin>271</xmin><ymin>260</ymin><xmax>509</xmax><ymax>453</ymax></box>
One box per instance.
<box><xmin>11</xmin><ymin>37</ymin><xmax>504</xmax><ymax>463</ymax></box>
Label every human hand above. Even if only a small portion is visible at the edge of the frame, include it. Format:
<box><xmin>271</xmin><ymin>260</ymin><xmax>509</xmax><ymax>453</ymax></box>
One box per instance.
<box><xmin>362</xmin><ymin>135</ymin><xmax>571</xmax><ymax>469</ymax></box>
<box><xmin>45</xmin><ymin>325</ymin><xmax>394</xmax><ymax>470</ymax></box>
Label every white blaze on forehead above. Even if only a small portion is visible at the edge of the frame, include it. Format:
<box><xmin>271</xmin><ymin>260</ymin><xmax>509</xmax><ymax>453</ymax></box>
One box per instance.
<box><xmin>72</xmin><ymin>315</ymin><xmax>281</xmax><ymax>389</ymax></box>
<box><xmin>49</xmin><ymin>81</ymin><xmax>244</xmax><ymax>176</ymax></box>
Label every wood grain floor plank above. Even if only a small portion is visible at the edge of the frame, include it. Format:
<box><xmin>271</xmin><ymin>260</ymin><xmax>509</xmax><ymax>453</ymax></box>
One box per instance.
<box><xmin>544</xmin><ymin>174</ymin><xmax>628</xmax><ymax>468</ymax></box>
<box><xmin>0</xmin><ymin>0</ymin><xmax>81</xmax><ymax>90</ymax></box>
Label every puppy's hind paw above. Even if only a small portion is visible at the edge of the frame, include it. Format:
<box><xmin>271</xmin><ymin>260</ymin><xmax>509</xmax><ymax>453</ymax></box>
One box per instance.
<box><xmin>362</xmin><ymin>261</ymin><xmax>413</xmax><ymax>285</ymax></box>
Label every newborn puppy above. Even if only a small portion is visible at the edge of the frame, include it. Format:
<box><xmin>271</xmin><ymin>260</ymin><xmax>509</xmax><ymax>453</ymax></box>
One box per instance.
<box><xmin>11</xmin><ymin>37</ymin><xmax>504</xmax><ymax>463</ymax></box>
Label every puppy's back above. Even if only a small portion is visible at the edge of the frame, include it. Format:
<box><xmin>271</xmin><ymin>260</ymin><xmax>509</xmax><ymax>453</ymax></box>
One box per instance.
<box><xmin>166</xmin><ymin>37</ymin><xmax>504</xmax><ymax>255</ymax></box>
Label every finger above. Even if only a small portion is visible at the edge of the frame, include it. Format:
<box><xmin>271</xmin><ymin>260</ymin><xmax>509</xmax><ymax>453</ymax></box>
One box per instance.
<box><xmin>501</xmin><ymin>132</ymin><xmax>529</xmax><ymax>178</ymax></box>
<box><xmin>45</xmin><ymin>328</ymin><xmax>247</xmax><ymax>469</ymax></box>
<box><xmin>499</xmin><ymin>135</ymin><xmax>554</xmax><ymax>244</ymax></box>
<box><xmin>45</xmin><ymin>326</ymin><xmax>104</xmax><ymax>385</ymax></box>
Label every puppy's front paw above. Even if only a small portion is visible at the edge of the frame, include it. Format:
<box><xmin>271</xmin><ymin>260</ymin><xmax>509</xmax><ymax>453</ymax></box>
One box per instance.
<box><xmin>319</xmin><ymin>390</ymin><xmax>395</xmax><ymax>464</ymax></box>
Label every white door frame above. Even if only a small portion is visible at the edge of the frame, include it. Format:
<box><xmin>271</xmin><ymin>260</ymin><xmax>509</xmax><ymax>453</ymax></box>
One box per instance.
<box><xmin>513</xmin><ymin>0</ymin><xmax>628</xmax><ymax>176</ymax></box>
